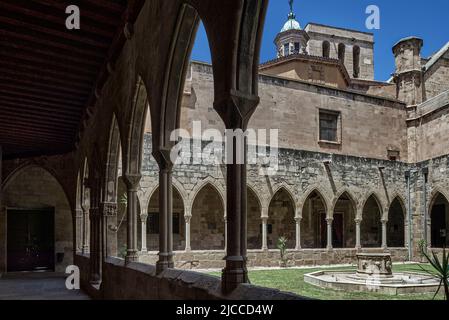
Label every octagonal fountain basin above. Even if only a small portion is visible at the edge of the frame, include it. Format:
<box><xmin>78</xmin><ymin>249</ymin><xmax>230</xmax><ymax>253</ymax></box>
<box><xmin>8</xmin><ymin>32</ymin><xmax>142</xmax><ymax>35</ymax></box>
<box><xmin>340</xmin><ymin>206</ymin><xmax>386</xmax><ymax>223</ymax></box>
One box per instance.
<box><xmin>304</xmin><ymin>253</ymin><xmax>440</xmax><ymax>295</ymax></box>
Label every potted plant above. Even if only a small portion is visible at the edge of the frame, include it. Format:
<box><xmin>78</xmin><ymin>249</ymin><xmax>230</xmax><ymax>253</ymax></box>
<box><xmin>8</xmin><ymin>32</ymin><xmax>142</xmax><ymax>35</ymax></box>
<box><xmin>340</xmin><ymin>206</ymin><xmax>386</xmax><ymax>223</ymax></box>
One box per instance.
<box><xmin>418</xmin><ymin>241</ymin><xmax>449</xmax><ymax>300</ymax></box>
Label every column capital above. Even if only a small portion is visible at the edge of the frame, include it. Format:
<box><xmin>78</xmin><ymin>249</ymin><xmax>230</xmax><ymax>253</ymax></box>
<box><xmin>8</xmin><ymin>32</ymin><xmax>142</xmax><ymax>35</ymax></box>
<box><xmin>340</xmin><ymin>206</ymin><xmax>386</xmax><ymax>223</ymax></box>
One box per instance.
<box><xmin>355</xmin><ymin>218</ymin><xmax>362</xmax><ymax>224</ymax></box>
<box><xmin>100</xmin><ymin>202</ymin><xmax>117</xmax><ymax>217</ymax></box>
<box><xmin>140</xmin><ymin>212</ymin><xmax>148</xmax><ymax>221</ymax></box>
<box><xmin>381</xmin><ymin>219</ymin><xmax>388</xmax><ymax>224</ymax></box>
<box><xmin>184</xmin><ymin>215</ymin><xmax>192</xmax><ymax>224</ymax></box>
<box><xmin>213</xmin><ymin>90</ymin><xmax>260</xmax><ymax>129</ymax></box>
<box><xmin>261</xmin><ymin>216</ymin><xmax>268</xmax><ymax>223</ymax></box>
<box><xmin>123</xmin><ymin>173</ymin><xmax>141</xmax><ymax>191</ymax></box>
<box><xmin>295</xmin><ymin>216</ymin><xmax>303</xmax><ymax>223</ymax></box>
<box><xmin>326</xmin><ymin>217</ymin><xmax>334</xmax><ymax>224</ymax></box>
<box><xmin>152</xmin><ymin>147</ymin><xmax>174</xmax><ymax>171</ymax></box>
<box><xmin>75</xmin><ymin>208</ymin><xmax>83</xmax><ymax>218</ymax></box>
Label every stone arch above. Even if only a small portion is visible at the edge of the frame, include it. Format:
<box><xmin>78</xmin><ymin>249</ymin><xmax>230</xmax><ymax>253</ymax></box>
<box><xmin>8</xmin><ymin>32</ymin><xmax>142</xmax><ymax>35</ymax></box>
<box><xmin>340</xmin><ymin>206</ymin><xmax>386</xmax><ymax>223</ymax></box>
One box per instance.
<box><xmin>189</xmin><ymin>176</ymin><xmax>226</xmax><ymax>213</ymax></box>
<box><xmin>300</xmin><ymin>188</ymin><xmax>330</xmax><ymax>249</ymax></box>
<box><xmin>331</xmin><ymin>190</ymin><xmax>358</xmax><ymax>248</ymax></box>
<box><xmin>146</xmin><ymin>184</ymin><xmax>186</xmax><ymax>251</ymax></box>
<box><xmin>360</xmin><ymin>193</ymin><xmax>383</xmax><ymax>248</ymax></box>
<box><xmin>428</xmin><ymin>188</ymin><xmax>449</xmax><ymax>248</ymax></box>
<box><xmin>338</xmin><ymin>43</ymin><xmax>346</xmax><ymax>63</ymax></box>
<box><xmin>123</xmin><ymin>76</ymin><xmax>150</xmax><ymax>176</ymax></box>
<box><xmin>387</xmin><ymin>196</ymin><xmax>406</xmax><ymax>247</ymax></box>
<box><xmin>104</xmin><ymin>113</ymin><xmax>122</xmax><ymax>203</ymax></box>
<box><xmin>247</xmin><ymin>185</ymin><xmax>263</xmax><ymax>250</ymax></box>
<box><xmin>267</xmin><ymin>183</ymin><xmax>297</xmax><ymax>213</ymax></box>
<box><xmin>267</xmin><ymin>187</ymin><xmax>296</xmax><ymax>249</ymax></box>
<box><xmin>299</xmin><ymin>186</ymin><xmax>331</xmax><ymax>217</ymax></box>
<box><xmin>190</xmin><ymin>182</ymin><xmax>225</xmax><ymax>250</ymax></box>
<box><xmin>358</xmin><ymin>191</ymin><xmax>386</xmax><ymax>219</ymax></box>
<box><xmin>2</xmin><ymin>164</ymin><xmax>73</xmax><ymax>272</ymax></box>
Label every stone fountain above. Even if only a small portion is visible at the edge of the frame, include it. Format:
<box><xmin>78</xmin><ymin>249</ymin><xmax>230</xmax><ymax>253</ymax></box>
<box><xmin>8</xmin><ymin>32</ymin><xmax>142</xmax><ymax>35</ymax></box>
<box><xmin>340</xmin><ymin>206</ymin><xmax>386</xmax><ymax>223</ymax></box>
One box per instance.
<box><xmin>304</xmin><ymin>253</ymin><xmax>440</xmax><ymax>295</ymax></box>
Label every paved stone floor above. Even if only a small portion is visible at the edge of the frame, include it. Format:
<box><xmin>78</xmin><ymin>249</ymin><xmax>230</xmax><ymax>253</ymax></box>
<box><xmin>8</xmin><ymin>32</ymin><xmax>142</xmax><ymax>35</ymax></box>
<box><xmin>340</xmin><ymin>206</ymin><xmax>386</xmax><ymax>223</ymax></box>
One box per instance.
<box><xmin>0</xmin><ymin>272</ymin><xmax>90</xmax><ymax>300</ymax></box>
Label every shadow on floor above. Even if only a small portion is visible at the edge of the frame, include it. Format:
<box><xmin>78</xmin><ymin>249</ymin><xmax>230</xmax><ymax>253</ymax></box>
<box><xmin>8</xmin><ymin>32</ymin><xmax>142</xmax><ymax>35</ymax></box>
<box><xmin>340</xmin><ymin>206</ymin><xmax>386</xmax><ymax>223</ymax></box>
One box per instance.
<box><xmin>0</xmin><ymin>272</ymin><xmax>90</xmax><ymax>300</ymax></box>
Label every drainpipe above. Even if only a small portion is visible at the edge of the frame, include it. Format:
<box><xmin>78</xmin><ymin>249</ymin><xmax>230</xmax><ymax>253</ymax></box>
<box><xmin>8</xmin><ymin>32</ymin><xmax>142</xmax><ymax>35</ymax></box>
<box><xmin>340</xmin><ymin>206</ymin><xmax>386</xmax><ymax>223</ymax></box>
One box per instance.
<box><xmin>422</xmin><ymin>167</ymin><xmax>429</xmax><ymax>248</ymax></box>
<box><xmin>405</xmin><ymin>170</ymin><xmax>412</xmax><ymax>261</ymax></box>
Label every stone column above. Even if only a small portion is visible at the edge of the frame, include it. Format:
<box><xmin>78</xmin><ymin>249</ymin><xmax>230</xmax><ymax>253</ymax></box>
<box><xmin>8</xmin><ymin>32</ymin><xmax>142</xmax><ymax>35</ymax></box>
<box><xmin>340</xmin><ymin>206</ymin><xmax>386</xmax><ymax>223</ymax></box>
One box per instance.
<box><xmin>214</xmin><ymin>92</ymin><xmax>260</xmax><ymax>293</ymax></box>
<box><xmin>123</xmin><ymin>173</ymin><xmax>141</xmax><ymax>264</ymax></box>
<box><xmin>355</xmin><ymin>218</ymin><xmax>362</xmax><ymax>249</ymax></box>
<box><xmin>295</xmin><ymin>216</ymin><xmax>302</xmax><ymax>250</ymax></box>
<box><xmin>140</xmin><ymin>210</ymin><xmax>148</xmax><ymax>253</ymax></box>
<box><xmin>381</xmin><ymin>219</ymin><xmax>388</xmax><ymax>249</ymax></box>
<box><xmin>326</xmin><ymin>218</ymin><xmax>333</xmax><ymax>250</ymax></box>
<box><xmin>223</xmin><ymin>214</ymin><xmax>228</xmax><ymax>252</ymax></box>
<box><xmin>261</xmin><ymin>217</ymin><xmax>268</xmax><ymax>251</ymax></box>
<box><xmin>100</xmin><ymin>202</ymin><xmax>118</xmax><ymax>258</ymax></box>
<box><xmin>89</xmin><ymin>206</ymin><xmax>101</xmax><ymax>285</ymax></box>
<box><xmin>184</xmin><ymin>213</ymin><xmax>192</xmax><ymax>252</ymax></box>
<box><xmin>75</xmin><ymin>208</ymin><xmax>83</xmax><ymax>253</ymax></box>
<box><xmin>156</xmin><ymin>151</ymin><xmax>174</xmax><ymax>274</ymax></box>
<box><xmin>81</xmin><ymin>204</ymin><xmax>90</xmax><ymax>254</ymax></box>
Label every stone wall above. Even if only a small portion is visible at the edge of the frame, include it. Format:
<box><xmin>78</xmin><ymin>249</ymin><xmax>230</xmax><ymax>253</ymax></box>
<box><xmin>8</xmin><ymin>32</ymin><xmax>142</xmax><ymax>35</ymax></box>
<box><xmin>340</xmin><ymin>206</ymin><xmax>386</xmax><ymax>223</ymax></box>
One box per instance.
<box><xmin>180</xmin><ymin>62</ymin><xmax>407</xmax><ymax>162</ymax></box>
<box><xmin>139</xmin><ymin>248</ymin><xmax>409</xmax><ymax>269</ymax></box>
<box><xmin>0</xmin><ymin>165</ymin><xmax>73</xmax><ymax>273</ymax></box>
<box><xmin>76</xmin><ymin>255</ymin><xmax>304</xmax><ymax>300</ymax></box>
<box><xmin>424</xmin><ymin>53</ymin><xmax>449</xmax><ymax>100</ymax></box>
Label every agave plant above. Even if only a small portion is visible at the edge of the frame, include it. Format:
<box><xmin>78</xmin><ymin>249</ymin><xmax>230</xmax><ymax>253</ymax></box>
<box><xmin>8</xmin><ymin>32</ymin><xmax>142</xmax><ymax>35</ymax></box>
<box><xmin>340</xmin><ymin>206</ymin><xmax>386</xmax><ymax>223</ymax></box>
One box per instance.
<box><xmin>277</xmin><ymin>236</ymin><xmax>289</xmax><ymax>268</ymax></box>
<box><xmin>418</xmin><ymin>241</ymin><xmax>449</xmax><ymax>300</ymax></box>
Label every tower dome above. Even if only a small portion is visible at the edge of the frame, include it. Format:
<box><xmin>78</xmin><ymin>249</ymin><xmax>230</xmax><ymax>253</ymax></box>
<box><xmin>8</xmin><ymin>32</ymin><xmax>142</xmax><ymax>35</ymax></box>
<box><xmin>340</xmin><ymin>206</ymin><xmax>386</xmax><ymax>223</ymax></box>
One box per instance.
<box><xmin>274</xmin><ymin>1</ymin><xmax>309</xmax><ymax>58</ymax></box>
<box><xmin>280</xmin><ymin>12</ymin><xmax>301</xmax><ymax>32</ymax></box>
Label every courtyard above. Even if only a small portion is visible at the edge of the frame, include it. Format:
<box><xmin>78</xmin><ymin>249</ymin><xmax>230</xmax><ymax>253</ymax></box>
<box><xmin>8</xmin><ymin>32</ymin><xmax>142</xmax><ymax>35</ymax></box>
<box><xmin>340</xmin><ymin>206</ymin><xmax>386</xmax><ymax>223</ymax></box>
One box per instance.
<box><xmin>207</xmin><ymin>263</ymin><xmax>445</xmax><ymax>300</ymax></box>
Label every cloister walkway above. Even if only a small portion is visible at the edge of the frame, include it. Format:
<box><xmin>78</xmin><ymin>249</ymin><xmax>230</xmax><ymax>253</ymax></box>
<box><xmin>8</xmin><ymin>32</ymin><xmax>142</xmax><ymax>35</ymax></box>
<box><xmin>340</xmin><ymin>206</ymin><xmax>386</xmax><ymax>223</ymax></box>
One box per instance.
<box><xmin>0</xmin><ymin>273</ymin><xmax>90</xmax><ymax>300</ymax></box>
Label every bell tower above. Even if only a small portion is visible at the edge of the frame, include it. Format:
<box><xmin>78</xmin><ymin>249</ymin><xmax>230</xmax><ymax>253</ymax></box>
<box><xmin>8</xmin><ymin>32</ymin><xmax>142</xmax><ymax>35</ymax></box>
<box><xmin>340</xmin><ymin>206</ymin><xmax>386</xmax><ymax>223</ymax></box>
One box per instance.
<box><xmin>274</xmin><ymin>0</ymin><xmax>309</xmax><ymax>58</ymax></box>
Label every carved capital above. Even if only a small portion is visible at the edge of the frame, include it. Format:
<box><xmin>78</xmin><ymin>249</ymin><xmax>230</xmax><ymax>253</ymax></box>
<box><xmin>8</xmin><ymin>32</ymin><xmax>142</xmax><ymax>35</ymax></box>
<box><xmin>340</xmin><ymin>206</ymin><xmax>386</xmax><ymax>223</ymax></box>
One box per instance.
<box><xmin>213</xmin><ymin>90</ymin><xmax>260</xmax><ymax>129</ymax></box>
<box><xmin>326</xmin><ymin>218</ymin><xmax>334</xmax><ymax>224</ymax></box>
<box><xmin>294</xmin><ymin>217</ymin><xmax>302</xmax><ymax>223</ymax></box>
<box><xmin>184</xmin><ymin>215</ymin><xmax>192</xmax><ymax>224</ymax></box>
<box><xmin>100</xmin><ymin>202</ymin><xmax>117</xmax><ymax>217</ymax></box>
<box><xmin>123</xmin><ymin>173</ymin><xmax>141</xmax><ymax>191</ymax></box>
<box><xmin>124</xmin><ymin>22</ymin><xmax>134</xmax><ymax>39</ymax></box>
<box><xmin>75</xmin><ymin>208</ymin><xmax>83</xmax><ymax>218</ymax></box>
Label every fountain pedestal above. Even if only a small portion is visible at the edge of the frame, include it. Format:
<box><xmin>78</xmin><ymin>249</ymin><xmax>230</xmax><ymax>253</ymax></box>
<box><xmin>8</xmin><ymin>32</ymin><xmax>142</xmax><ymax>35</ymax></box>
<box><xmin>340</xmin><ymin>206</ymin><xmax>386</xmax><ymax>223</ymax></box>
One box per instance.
<box><xmin>356</xmin><ymin>253</ymin><xmax>393</xmax><ymax>278</ymax></box>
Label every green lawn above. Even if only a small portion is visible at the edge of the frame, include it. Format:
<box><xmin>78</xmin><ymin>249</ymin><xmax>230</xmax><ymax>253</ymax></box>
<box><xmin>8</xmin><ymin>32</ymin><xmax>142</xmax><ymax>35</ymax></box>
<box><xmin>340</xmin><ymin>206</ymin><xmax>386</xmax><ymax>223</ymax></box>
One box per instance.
<box><xmin>207</xmin><ymin>264</ymin><xmax>445</xmax><ymax>300</ymax></box>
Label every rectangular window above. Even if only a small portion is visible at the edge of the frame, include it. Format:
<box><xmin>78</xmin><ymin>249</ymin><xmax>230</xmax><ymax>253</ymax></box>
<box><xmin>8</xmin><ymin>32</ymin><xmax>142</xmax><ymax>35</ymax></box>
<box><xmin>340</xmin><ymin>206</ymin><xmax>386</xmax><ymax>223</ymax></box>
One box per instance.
<box><xmin>319</xmin><ymin>110</ymin><xmax>340</xmax><ymax>142</ymax></box>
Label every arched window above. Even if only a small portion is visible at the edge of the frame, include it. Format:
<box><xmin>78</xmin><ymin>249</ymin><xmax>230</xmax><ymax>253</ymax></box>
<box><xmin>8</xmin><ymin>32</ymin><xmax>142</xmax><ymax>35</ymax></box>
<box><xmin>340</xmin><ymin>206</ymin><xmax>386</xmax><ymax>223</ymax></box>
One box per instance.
<box><xmin>353</xmin><ymin>45</ymin><xmax>360</xmax><ymax>78</ymax></box>
<box><xmin>322</xmin><ymin>41</ymin><xmax>330</xmax><ymax>58</ymax></box>
<box><xmin>338</xmin><ymin>43</ymin><xmax>346</xmax><ymax>63</ymax></box>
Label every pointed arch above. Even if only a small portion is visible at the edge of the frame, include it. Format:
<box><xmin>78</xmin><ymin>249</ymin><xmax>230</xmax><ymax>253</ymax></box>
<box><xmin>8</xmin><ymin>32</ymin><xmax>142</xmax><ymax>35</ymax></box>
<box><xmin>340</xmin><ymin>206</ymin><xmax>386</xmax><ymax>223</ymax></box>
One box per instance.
<box><xmin>104</xmin><ymin>113</ymin><xmax>122</xmax><ymax>203</ymax></box>
<box><xmin>299</xmin><ymin>186</ymin><xmax>331</xmax><ymax>216</ymax></box>
<box><xmin>247</xmin><ymin>185</ymin><xmax>263</xmax><ymax>249</ymax></box>
<box><xmin>123</xmin><ymin>76</ymin><xmax>150</xmax><ymax>175</ymax></box>
<box><xmin>267</xmin><ymin>183</ymin><xmax>297</xmax><ymax>213</ymax></box>
<box><xmin>428</xmin><ymin>188</ymin><xmax>449</xmax><ymax>248</ymax></box>
<box><xmin>387</xmin><ymin>196</ymin><xmax>406</xmax><ymax>247</ymax></box>
<box><xmin>189</xmin><ymin>177</ymin><xmax>226</xmax><ymax>212</ymax></box>
<box><xmin>331</xmin><ymin>189</ymin><xmax>358</xmax><ymax>213</ymax></box>
<box><xmin>190</xmin><ymin>180</ymin><xmax>225</xmax><ymax>250</ymax></box>
<box><xmin>267</xmin><ymin>185</ymin><xmax>296</xmax><ymax>249</ymax></box>
<box><xmin>361</xmin><ymin>193</ymin><xmax>383</xmax><ymax>248</ymax></box>
<box><xmin>331</xmin><ymin>190</ymin><xmax>358</xmax><ymax>248</ymax></box>
<box><xmin>359</xmin><ymin>191</ymin><xmax>386</xmax><ymax>218</ymax></box>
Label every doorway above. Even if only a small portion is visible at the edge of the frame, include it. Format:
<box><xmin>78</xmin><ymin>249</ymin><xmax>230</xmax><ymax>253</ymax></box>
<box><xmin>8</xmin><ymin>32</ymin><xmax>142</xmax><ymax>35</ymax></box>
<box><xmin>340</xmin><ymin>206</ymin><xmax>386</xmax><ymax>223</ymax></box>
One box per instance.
<box><xmin>7</xmin><ymin>209</ymin><xmax>55</xmax><ymax>272</ymax></box>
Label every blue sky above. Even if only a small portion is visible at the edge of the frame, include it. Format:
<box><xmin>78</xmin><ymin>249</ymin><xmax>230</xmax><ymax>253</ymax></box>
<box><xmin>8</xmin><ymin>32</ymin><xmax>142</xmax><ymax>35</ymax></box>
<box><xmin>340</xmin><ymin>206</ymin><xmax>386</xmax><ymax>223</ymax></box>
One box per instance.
<box><xmin>191</xmin><ymin>0</ymin><xmax>449</xmax><ymax>81</ymax></box>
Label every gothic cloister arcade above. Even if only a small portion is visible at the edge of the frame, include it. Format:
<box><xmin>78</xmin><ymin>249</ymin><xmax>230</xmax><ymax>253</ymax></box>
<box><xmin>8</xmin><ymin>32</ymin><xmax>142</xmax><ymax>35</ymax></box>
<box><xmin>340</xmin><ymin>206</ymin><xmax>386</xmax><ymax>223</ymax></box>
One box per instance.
<box><xmin>1</xmin><ymin>0</ymin><xmax>448</xmax><ymax>301</ymax></box>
